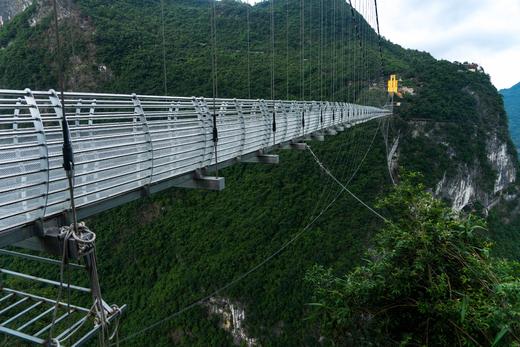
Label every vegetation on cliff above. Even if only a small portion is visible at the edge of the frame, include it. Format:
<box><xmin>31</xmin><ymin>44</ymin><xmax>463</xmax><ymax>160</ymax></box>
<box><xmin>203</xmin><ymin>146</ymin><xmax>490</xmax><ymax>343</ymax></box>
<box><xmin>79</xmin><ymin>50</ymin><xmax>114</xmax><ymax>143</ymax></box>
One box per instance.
<box><xmin>307</xmin><ymin>173</ymin><xmax>520</xmax><ymax>346</ymax></box>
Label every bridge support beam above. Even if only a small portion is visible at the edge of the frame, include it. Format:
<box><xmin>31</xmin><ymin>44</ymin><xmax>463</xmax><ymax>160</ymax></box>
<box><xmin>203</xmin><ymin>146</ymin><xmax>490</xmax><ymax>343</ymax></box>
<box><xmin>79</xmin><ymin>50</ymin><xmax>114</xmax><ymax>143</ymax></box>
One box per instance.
<box><xmin>173</xmin><ymin>170</ymin><xmax>225</xmax><ymax>191</ymax></box>
<box><xmin>241</xmin><ymin>152</ymin><xmax>279</xmax><ymax>165</ymax></box>
<box><xmin>326</xmin><ymin>128</ymin><xmax>338</xmax><ymax>136</ymax></box>
<box><xmin>280</xmin><ymin>142</ymin><xmax>307</xmax><ymax>151</ymax></box>
<box><xmin>311</xmin><ymin>133</ymin><xmax>325</xmax><ymax>142</ymax></box>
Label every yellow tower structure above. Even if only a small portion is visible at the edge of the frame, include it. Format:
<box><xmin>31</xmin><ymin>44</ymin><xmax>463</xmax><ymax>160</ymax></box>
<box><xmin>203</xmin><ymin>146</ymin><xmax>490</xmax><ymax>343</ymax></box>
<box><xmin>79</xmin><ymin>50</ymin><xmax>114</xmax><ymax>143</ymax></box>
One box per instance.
<box><xmin>387</xmin><ymin>74</ymin><xmax>398</xmax><ymax>94</ymax></box>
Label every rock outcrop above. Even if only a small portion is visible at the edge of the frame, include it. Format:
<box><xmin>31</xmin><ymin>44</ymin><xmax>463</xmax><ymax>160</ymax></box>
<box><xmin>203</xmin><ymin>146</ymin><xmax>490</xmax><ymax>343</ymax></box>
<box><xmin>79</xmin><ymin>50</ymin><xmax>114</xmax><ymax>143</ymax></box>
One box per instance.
<box><xmin>206</xmin><ymin>297</ymin><xmax>258</xmax><ymax>346</ymax></box>
<box><xmin>0</xmin><ymin>0</ymin><xmax>31</xmax><ymax>25</ymax></box>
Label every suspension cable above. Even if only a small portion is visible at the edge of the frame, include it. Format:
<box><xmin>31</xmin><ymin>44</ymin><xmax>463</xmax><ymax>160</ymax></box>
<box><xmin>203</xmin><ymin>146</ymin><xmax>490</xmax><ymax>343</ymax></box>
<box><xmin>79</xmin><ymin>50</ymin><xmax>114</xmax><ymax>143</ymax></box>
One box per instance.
<box><xmin>210</xmin><ymin>0</ymin><xmax>219</xmax><ymax>177</ymax></box>
<box><xmin>363</xmin><ymin>0</ymin><xmax>369</xmax><ymax>106</ymax></box>
<box><xmin>286</xmin><ymin>0</ymin><xmax>289</xmax><ymax>99</ymax></box>
<box><xmin>270</xmin><ymin>0</ymin><xmax>275</xmax><ymax>101</ymax></box>
<box><xmin>300</xmin><ymin>0</ymin><xmax>304</xmax><ymax>100</ymax></box>
<box><xmin>332</xmin><ymin>0</ymin><xmax>337</xmax><ymax>121</ymax></box>
<box><xmin>49</xmin><ymin>0</ymin><xmax>79</xmax><ymax>341</ymax></box>
<box><xmin>247</xmin><ymin>3</ymin><xmax>252</xmax><ymax>99</ymax></box>
<box><xmin>160</xmin><ymin>0</ymin><xmax>168</xmax><ymax>95</ymax></box>
<box><xmin>320</xmin><ymin>0</ymin><xmax>323</xmax><ymax>102</ymax></box>
<box><xmin>270</xmin><ymin>0</ymin><xmax>276</xmax><ymax>144</ymax></box>
<box><xmin>351</xmin><ymin>0</ymin><xmax>362</xmax><ymax>103</ymax></box>
<box><xmin>308</xmin><ymin>0</ymin><xmax>312</xmax><ymax>100</ymax></box>
<box><xmin>374</xmin><ymin>0</ymin><xmax>384</xmax><ymax>85</ymax></box>
<box><xmin>347</xmin><ymin>0</ymin><xmax>352</xmax><ymax>103</ymax></box>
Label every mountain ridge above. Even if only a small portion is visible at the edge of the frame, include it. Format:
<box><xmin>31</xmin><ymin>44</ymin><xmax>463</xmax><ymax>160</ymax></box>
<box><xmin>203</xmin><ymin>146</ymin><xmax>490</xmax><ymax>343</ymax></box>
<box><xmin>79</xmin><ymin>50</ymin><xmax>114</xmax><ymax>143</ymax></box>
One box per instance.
<box><xmin>501</xmin><ymin>81</ymin><xmax>520</xmax><ymax>153</ymax></box>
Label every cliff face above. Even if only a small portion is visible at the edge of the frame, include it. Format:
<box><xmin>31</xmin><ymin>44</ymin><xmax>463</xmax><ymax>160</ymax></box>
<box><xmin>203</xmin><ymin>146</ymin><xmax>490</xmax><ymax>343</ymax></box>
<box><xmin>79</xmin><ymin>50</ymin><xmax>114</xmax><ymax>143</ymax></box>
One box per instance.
<box><xmin>399</xmin><ymin>121</ymin><xmax>517</xmax><ymax>212</ymax></box>
<box><xmin>433</xmin><ymin>134</ymin><xmax>516</xmax><ymax>211</ymax></box>
<box><xmin>386</xmin><ymin>55</ymin><xmax>519</xmax><ymax>212</ymax></box>
<box><xmin>0</xmin><ymin>0</ymin><xmax>31</xmax><ymax>25</ymax></box>
<box><xmin>207</xmin><ymin>297</ymin><xmax>258</xmax><ymax>346</ymax></box>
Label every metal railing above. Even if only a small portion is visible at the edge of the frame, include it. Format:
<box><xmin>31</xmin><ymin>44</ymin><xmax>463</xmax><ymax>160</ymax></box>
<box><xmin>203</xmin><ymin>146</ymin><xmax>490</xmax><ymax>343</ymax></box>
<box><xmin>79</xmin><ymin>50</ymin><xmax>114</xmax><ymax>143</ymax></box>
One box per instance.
<box><xmin>0</xmin><ymin>88</ymin><xmax>389</xmax><ymax>234</ymax></box>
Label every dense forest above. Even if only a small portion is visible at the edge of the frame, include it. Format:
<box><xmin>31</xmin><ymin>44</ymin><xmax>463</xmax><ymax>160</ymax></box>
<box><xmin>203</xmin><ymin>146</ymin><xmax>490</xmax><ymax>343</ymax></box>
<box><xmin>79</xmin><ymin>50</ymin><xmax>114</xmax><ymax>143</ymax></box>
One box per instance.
<box><xmin>501</xmin><ymin>82</ymin><xmax>520</xmax><ymax>152</ymax></box>
<box><xmin>0</xmin><ymin>0</ymin><xmax>519</xmax><ymax>346</ymax></box>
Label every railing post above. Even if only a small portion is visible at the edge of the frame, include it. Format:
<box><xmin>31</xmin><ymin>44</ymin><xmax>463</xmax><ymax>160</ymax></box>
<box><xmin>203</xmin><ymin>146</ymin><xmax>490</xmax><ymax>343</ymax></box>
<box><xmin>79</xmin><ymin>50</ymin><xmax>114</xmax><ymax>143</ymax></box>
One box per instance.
<box><xmin>301</xmin><ymin>104</ymin><xmax>305</xmax><ymax>136</ymax></box>
<box><xmin>132</xmin><ymin>94</ymin><xmax>154</xmax><ymax>188</ymax></box>
<box><xmin>26</xmin><ymin>89</ymin><xmax>49</xmax><ymax>223</ymax></box>
<box><xmin>193</xmin><ymin>97</ymin><xmax>212</xmax><ymax>168</ymax></box>
<box><xmin>272</xmin><ymin>101</ymin><xmax>277</xmax><ymax>146</ymax></box>
<box><xmin>259</xmin><ymin>99</ymin><xmax>271</xmax><ymax>148</ymax></box>
<box><xmin>236</xmin><ymin>99</ymin><xmax>247</xmax><ymax>157</ymax></box>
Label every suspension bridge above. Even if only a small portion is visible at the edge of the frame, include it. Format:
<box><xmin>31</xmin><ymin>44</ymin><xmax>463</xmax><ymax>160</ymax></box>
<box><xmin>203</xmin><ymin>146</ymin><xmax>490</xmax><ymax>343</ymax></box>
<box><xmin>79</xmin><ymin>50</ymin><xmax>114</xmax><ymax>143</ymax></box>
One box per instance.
<box><xmin>0</xmin><ymin>0</ymin><xmax>393</xmax><ymax>345</ymax></box>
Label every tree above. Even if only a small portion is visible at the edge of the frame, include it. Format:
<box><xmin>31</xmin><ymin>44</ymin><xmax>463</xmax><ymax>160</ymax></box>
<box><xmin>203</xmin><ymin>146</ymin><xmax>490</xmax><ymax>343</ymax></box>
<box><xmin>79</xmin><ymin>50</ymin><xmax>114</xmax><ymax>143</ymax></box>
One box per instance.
<box><xmin>306</xmin><ymin>173</ymin><xmax>520</xmax><ymax>346</ymax></box>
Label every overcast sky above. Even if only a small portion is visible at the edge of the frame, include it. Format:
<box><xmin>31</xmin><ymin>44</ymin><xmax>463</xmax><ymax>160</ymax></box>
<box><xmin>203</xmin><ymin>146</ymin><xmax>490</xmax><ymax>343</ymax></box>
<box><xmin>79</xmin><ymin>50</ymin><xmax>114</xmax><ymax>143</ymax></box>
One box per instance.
<box><xmin>377</xmin><ymin>0</ymin><xmax>520</xmax><ymax>90</ymax></box>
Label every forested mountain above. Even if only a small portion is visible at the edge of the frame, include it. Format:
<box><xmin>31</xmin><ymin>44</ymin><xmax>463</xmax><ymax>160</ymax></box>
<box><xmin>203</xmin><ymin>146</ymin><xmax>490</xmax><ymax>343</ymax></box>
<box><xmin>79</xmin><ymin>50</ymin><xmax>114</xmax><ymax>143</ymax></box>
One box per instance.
<box><xmin>501</xmin><ymin>82</ymin><xmax>520</xmax><ymax>152</ymax></box>
<box><xmin>0</xmin><ymin>0</ymin><xmax>519</xmax><ymax>346</ymax></box>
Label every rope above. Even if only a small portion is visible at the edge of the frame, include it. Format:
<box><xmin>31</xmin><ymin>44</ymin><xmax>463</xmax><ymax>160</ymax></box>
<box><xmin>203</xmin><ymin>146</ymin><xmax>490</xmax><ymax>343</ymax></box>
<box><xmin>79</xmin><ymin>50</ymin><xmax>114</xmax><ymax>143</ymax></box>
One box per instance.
<box><xmin>53</xmin><ymin>300</ymin><xmax>98</xmax><ymax>345</ymax></box>
<box><xmin>307</xmin><ymin>144</ymin><xmax>389</xmax><ymax>223</ymax></box>
<box><xmin>48</xmin><ymin>227</ymin><xmax>73</xmax><ymax>341</ymax></box>
<box><xmin>312</xmin><ymin>117</ymin><xmax>380</xmax><ymax>227</ymax></box>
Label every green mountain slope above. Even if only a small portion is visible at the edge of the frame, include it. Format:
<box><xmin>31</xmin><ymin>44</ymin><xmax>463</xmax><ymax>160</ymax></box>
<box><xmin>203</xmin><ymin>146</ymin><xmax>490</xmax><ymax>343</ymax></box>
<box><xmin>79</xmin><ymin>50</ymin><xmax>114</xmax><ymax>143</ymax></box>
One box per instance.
<box><xmin>0</xmin><ymin>0</ymin><xmax>519</xmax><ymax>345</ymax></box>
<box><xmin>500</xmin><ymin>82</ymin><xmax>520</xmax><ymax>152</ymax></box>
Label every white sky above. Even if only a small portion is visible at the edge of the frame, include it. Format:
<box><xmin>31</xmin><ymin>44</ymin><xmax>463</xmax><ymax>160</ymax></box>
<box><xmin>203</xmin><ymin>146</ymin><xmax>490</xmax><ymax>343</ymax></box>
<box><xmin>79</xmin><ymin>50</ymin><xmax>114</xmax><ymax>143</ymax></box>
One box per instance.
<box><xmin>377</xmin><ymin>0</ymin><xmax>520</xmax><ymax>90</ymax></box>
